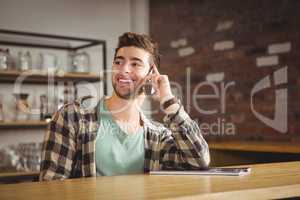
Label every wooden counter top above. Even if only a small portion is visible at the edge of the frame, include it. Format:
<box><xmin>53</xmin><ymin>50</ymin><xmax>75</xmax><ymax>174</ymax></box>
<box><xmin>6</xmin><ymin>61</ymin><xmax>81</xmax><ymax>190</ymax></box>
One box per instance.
<box><xmin>0</xmin><ymin>161</ymin><xmax>299</xmax><ymax>199</ymax></box>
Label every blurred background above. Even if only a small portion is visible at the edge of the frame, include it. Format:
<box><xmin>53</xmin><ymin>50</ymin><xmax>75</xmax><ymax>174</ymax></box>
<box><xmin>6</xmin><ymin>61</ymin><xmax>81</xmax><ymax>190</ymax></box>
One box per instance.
<box><xmin>0</xmin><ymin>0</ymin><xmax>299</xmax><ymax>183</ymax></box>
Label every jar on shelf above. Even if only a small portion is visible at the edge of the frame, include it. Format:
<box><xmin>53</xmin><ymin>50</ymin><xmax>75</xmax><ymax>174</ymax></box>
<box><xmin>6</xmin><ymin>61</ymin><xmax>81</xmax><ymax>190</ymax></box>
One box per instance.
<box><xmin>13</xmin><ymin>93</ymin><xmax>31</xmax><ymax>121</ymax></box>
<box><xmin>69</xmin><ymin>51</ymin><xmax>90</xmax><ymax>73</ymax></box>
<box><xmin>0</xmin><ymin>48</ymin><xmax>12</xmax><ymax>70</ymax></box>
<box><xmin>18</xmin><ymin>51</ymin><xmax>32</xmax><ymax>71</ymax></box>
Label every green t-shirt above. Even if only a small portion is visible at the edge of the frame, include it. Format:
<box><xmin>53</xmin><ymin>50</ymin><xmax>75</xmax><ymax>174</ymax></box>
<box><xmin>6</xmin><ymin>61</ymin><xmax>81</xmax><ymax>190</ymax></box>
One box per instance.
<box><xmin>95</xmin><ymin>99</ymin><xmax>145</xmax><ymax>176</ymax></box>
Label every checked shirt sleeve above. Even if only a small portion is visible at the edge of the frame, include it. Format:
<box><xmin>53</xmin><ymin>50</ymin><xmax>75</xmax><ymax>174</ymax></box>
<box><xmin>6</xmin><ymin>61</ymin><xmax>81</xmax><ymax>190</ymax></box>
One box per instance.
<box><xmin>39</xmin><ymin>104</ymin><xmax>78</xmax><ymax>181</ymax></box>
<box><xmin>159</xmin><ymin>105</ymin><xmax>210</xmax><ymax>170</ymax></box>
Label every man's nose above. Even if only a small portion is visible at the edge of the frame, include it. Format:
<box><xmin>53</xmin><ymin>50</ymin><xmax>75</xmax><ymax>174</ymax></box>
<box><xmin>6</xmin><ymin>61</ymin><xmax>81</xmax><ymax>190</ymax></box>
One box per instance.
<box><xmin>120</xmin><ymin>62</ymin><xmax>131</xmax><ymax>73</ymax></box>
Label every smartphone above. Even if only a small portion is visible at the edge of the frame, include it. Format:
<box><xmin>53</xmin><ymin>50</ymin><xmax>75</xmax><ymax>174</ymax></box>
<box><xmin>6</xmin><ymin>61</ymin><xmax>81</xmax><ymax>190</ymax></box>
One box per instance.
<box><xmin>143</xmin><ymin>66</ymin><xmax>155</xmax><ymax>95</ymax></box>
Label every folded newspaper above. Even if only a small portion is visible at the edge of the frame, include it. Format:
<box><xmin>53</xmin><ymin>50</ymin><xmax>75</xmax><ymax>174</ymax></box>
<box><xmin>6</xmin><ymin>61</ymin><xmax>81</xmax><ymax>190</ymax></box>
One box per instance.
<box><xmin>150</xmin><ymin>167</ymin><xmax>251</xmax><ymax>176</ymax></box>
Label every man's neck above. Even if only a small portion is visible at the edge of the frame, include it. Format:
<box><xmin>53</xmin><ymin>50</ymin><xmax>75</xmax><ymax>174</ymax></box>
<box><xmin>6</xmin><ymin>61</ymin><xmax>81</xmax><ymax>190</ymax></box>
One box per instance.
<box><xmin>105</xmin><ymin>93</ymin><xmax>144</xmax><ymax>123</ymax></box>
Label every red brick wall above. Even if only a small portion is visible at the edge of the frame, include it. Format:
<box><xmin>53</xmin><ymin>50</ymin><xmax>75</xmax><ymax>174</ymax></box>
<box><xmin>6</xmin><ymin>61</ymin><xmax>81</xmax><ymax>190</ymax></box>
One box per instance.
<box><xmin>150</xmin><ymin>0</ymin><xmax>300</xmax><ymax>142</ymax></box>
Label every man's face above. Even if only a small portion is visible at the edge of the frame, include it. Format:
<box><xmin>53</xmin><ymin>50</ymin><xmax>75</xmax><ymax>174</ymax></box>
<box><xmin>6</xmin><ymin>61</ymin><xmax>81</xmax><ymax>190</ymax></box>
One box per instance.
<box><xmin>112</xmin><ymin>46</ymin><xmax>152</xmax><ymax>99</ymax></box>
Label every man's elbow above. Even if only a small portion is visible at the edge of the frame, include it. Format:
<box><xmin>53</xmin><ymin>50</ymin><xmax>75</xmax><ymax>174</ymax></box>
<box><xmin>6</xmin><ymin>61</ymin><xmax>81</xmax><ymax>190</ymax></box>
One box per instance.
<box><xmin>203</xmin><ymin>151</ymin><xmax>211</xmax><ymax>168</ymax></box>
<box><xmin>39</xmin><ymin>170</ymin><xmax>66</xmax><ymax>181</ymax></box>
<box><xmin>199</xmin><ymin>149</ymin><xmax>210</xmax><ymax>168</ymax></box>
<box><xmin>39</xmin><ymin>171</ymin><xmax>52</xmax><ymax>181</ymax></box>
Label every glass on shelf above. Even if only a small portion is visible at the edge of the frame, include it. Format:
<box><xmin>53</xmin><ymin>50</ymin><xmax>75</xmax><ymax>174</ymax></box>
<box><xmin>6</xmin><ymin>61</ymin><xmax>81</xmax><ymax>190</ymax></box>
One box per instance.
<box><xmin>40</xmin><ymin>94</ymin><xmax>54</xmax><ymax>121</ymax></box>
<box><xmin>18</xmin><ymin>51</ymin><xmax>32</xmax><ymax>71</ymax></box>
<box><xmin>30</xmin><ymin>94</ymin><xmax>40</xmax><ymax>121</ymax></box>
<box><xmin>39</xmin><ymin>53</ymin><xmax>58</xmax><ymax>73</ymax></box>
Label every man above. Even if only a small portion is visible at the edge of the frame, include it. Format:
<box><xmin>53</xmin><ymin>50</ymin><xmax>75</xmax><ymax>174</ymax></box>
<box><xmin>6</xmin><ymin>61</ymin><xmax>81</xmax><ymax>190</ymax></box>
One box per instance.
<box><xmin>39</xmin><ymin>32</ymin><xmax>210</xmax><ymax>181</ymax></box>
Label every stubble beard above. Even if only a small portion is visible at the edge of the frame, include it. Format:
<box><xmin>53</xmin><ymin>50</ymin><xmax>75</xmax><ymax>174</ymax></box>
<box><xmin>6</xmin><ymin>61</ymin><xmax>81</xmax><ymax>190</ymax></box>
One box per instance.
<box><xmin>112</xmin><ymin>81</ymin><xmax>143</xmax><ymax>100</ymax></box>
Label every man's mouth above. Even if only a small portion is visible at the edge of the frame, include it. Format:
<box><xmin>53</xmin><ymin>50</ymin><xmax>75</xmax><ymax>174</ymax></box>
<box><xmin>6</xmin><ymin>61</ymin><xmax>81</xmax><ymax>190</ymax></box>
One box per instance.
<box><xmin>118</xmin><ymin>78</ymin><xmax>133</xmax><ymax>84</ymax></box>
<box><xmin>116</xmin><ymin>76</ymin><xmax>135</xmax><ymax>86</ymax></box>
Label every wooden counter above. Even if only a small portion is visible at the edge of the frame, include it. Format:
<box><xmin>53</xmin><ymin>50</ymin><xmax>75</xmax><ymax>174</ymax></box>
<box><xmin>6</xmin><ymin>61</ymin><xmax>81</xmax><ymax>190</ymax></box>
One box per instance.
<box><xmin>208</xmin><ymin>141</ymin><xmax>300</xmax><ymax>153</ymax></box>
<box><xmin>0</xmin><ymin>161</ymin><xmax>299</xmax><ymax>199</ymax></box>
<box><xmin>0</xmin><ymin>172</ymin><xmax>39</xmax><ymax>184</ymax></box>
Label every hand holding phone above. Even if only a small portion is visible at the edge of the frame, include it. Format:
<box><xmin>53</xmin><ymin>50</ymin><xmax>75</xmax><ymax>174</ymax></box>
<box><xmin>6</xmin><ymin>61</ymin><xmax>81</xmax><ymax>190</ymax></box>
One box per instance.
<box><xmin>141</xmin><ymin>65</ymin><xmax>174</xmax><ymax>103</ymax></box>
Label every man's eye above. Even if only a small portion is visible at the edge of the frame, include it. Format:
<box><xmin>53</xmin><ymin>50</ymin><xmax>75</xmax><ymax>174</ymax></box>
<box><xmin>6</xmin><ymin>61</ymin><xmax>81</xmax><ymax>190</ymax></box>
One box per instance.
<box><xmin>114</xmin><ymin>60</ymin><xmax>121</xmax><ymax>65</ymax></box>
<box><xmin>132</xmin><ymin>63</ymin><xmax>142</xmax><ymax>67</ymax></box>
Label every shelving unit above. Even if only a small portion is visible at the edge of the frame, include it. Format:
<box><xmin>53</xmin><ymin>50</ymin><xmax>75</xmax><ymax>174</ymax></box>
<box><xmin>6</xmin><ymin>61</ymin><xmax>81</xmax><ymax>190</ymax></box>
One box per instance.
<box><xmin>0</xmin><ymin>29</ymin><xmax>107</xmax><ymax>129</ymax></box>
<box><xmin>0</xmin><ymin>70</ymin><xmax>101</xmax><ymax>84</ymax></box>
<box><xmin>0</xmin><ymin>28</ymin><xmax>107</xmax><ymax>91</ymax></box>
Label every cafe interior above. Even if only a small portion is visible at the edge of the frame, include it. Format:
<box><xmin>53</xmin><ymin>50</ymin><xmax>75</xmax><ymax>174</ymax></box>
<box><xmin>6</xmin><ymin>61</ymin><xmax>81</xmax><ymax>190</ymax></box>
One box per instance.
<box><xmin>0</xmin><ymin>0</ymin><xmax>299</xmax><ymax>199</ymax></box>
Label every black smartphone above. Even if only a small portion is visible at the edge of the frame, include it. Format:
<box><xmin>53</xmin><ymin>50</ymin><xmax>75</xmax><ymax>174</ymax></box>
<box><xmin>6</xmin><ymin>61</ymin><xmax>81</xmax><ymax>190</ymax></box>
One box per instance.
<box><xmin>143</xmin><ymin>66</ymin><xmax>155</xmax><ymax>95</ymax></box>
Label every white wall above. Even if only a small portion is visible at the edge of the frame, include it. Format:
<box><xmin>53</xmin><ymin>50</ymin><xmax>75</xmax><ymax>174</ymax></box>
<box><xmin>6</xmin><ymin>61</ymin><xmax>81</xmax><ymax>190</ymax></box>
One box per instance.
<box><xmin>130</xmin><ymin>0</ymin><xmax>149</xmax><ymax>34</ymax></box>
<box><xmin>0</xmin><ymin>0</ymin><xmax>149</xmax><ymax>147</ymax></box>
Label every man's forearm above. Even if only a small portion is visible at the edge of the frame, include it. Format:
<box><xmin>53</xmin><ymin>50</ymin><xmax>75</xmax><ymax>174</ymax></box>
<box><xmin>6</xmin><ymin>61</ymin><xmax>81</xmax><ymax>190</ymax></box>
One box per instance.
<box><xmin>163</xmin><ymin>103</ymin><xmax>210</xmax><ymax>168</ymax></box>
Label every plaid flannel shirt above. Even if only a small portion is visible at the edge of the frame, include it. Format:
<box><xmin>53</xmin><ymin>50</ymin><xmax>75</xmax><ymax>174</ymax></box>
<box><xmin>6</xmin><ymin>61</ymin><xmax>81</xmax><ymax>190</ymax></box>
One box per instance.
<box><xmin>39</xmin><ymin>98</ymin><xmax>210</xmax><ymax>181</ymax></box>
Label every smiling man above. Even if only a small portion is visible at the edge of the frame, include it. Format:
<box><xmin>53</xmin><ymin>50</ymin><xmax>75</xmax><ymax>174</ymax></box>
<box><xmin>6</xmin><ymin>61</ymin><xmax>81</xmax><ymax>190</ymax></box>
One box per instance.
<box><xmin>39</xmin><ymin>32</ymin><xmax>210</xmax><ymax>181</ymax></box>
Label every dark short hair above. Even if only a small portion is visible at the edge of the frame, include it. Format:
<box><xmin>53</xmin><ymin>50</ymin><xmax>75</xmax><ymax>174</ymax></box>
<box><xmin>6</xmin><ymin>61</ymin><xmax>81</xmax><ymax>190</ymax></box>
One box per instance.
<box><xmin>114</xmin><ymin>32</ymin><xmax>160</xmax><ymax>67</ymax></box>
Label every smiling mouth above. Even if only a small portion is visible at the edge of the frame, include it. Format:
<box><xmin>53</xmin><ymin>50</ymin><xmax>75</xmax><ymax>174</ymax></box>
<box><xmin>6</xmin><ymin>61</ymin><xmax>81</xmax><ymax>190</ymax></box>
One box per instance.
<box><xmin>117</xmin><ymin>77</ymin><xmax>135</xmax><ymax>86</ymax></box>
<box><xmin>118</xmin><ymin>78</ymin><xmax>132</xmax><ymax>83</ymax></box>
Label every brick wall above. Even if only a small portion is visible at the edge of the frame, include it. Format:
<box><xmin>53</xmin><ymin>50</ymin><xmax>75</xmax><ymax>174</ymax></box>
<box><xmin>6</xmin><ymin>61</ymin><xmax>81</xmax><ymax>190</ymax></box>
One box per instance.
<box><xmin>150</xmin><ymin>0</ymin><xmax>300</xmax><ymax>142</ymax></box>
